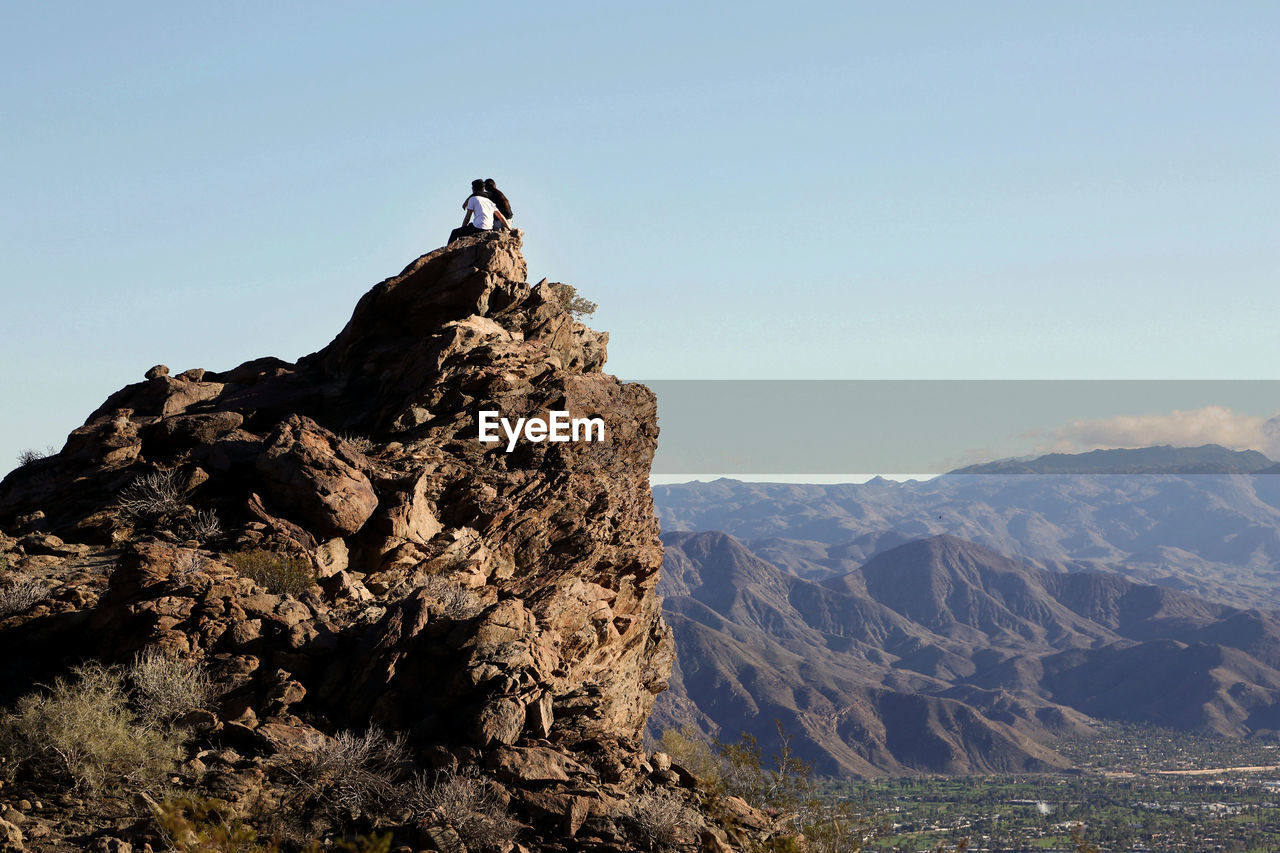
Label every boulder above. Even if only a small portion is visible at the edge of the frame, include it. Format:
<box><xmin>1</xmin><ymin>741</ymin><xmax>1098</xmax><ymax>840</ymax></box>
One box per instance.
<box><xmin>147</xmin><ymin>411</ymin><xmax>244</xmax><ymax>449</ymax></box>
<box><xmin>473</xmin><ymin>697</ymin><xmax>525</xmax><ymax>747</ymax></box>
<box><xmin>374</xmin><ymin>472</ymin><xmax>442</xmax><ymax>544</ymax></box>
<box><xmin>91</xmin><ymin>839</ymin><xmax>130</xmax><ymax>853</ymax></box>
<box><xmin>526</xmin><ymin>690</ymin><xmax>554</xmax><ymax>738</ymax></box>
<box><xmin>17</xmin><ymin>533</ymin><xmax>87</xmax><ymax>558</ymax></box>
<box><xmin>0</xmin><ymin>817</ymin><xmax>20</xmax><ymax>852</ymax></box>
<box><xmin>319</xmin><ymin>570</ymin><xmax>373</xmax><ymax>601</ymax></box>
<box><xmin>256</xmin><ymin>415</ymin><xmax>378</xmax><ymax>537</ymax></box>
<box><xmin>61</xmin><ymin>411</ymin><xmax>143</xmax><ymax>467</ymax></box>
<box><xmin>488</xmin><ymin>745</ymin><xmax>590</xmax><ymax>783</ymax></box>
<box><xmin>419</xmin><ymin>824</ymin><xmax>465</xmax><ymax>853</ymax></box>
<box><xmin>516</xmin><ymin>790</ymin><xmax>593</xmax><ymax>837</ymax></box>
<box><xmin>315</xmin><ymin>538</ymin><xmax>349</xmax><ymax>577</ymax></box>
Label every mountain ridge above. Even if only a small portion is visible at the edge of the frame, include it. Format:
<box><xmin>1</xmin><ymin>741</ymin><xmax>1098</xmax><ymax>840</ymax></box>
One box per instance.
<box><xmin>948</xmin><ymin>444</ymin><xmax>1275</xmax><ymax>475</ymax></box>
<box><xmin>654</xmin><ymin>529</ymin><xmax>1280</xmax><ymax>775</ymax></box>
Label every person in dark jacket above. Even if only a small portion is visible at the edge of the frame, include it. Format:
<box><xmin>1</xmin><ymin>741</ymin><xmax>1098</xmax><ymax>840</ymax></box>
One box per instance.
<box><xmin>483</xmin><ymin>178</ymin><xmax>513</xmax><ymax>228</ymax></box>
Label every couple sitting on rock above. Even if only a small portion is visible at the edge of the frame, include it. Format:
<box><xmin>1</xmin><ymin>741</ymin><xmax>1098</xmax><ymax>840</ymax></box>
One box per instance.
<box><xmin>448</xmin><ymin>178</ymin><xmax>514</xmax><ymax>244</ymax></box>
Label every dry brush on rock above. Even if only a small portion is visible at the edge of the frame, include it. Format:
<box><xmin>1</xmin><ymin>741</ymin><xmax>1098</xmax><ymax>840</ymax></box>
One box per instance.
<box><xmin>406</xmin><ymin>768</ymin><xmax>521</xmax><ymax>852</ymax></box>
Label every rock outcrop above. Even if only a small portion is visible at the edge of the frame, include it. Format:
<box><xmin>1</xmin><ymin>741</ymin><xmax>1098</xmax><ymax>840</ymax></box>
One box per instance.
<box><xmin>0</xmin><ymin>232</ymin><xmax>766</xmax><ymax>851</ymax></box>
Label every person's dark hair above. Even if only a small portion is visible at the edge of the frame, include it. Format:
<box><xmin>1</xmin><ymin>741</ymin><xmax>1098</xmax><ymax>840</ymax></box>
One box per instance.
<box><xmin>471</xmin><ymin>179</ymin><xmax>484</xmax><ymax>191</ymax></box>
<box><xmin>484</xmin><ymin>178</ymin><xmax>497</xmax><ymax>190</ymax></box>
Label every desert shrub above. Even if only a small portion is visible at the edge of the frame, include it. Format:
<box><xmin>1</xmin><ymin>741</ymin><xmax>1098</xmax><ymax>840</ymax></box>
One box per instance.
<box><xmin>156</xmin><ymin>796</ymin><xmax>273</xmax><ymax>852</ymax></box>
<box><xmin>716</xmin><ymin>730</ymin><xmax>773</xmax><ymax>802</ymax></box>
<box><xmin>625</xmin><ymin>789</ymin><xmax>699</xmax><ymax>852</ymax></box>
<box><xmin>16</xmin><ymin>445</ymin><xmax>56</xmax><ymax>466</ymax></box>
<box><xmin>659</xmin><ymin>725</ymin><xmax>723</xmax><ymax>788</ymax></box>
<box><xmin>420</xmin><ymin>573</ymin><xmax>483</xmax><ymax>620</ymax></box>
<box><xmin>228</xmin><ymin>549</ymin><xmax>315</xmax><ymax>597</ymax></box>
<box><xmin>794</xmin><ymin>796</ymin><xmax>881</xmax><ymax>853</ymax></box>
<box><xmin>662</xmin><ymin>722</ymin><xmax>880</xmax><ymax>853</ymax></box>
<box><xmin>339</xmin><ymin>434</ymin><xmax>375</xmax><ymax>454</ymax></box>
<box><xmin>407</xmin><ymin>769</ymin><xmax>520</xmax><ymax>852</ymax></box>
<box><xmin>0</xmin><ymin>577</ymin><xmax>48</xmax><ymax>617</ymax></box>
<box><xmin>0</xmin><ymin>662</ymin><xmax>186</xmax><ymax>793</ymax></box>
<box><xmin>712</xmin><ymin>721</ymin><xmax>817</xmax><ymax>805</ymax></box>
<box><xmin>173</xmin><ymin>549</ymin><xmax>210</xmax><ymax>580</ymax></box>
<box><xmin>547</xmin><ymin>282</ymin><xmax>598</xmax><ymax>318</ymax></box>
<box><xmin>182</xmin><ymin>509</ymin><xmax>223</xmax><ymax>544</ymax></box>
<box><xmin>657</xmin><ymin>725</ymin><xmax>775</xmax><ymax>800</ymax></box>
<box><xmin>119</xmin><ymin>469</ymin><xmax>186</xmax><ymax>522</ymax></box>
<box><xmin>722</xmin><ymin>725</ymin><xmax>881</xmax><ymax>853</ymax></box>
<box><xmin>156</xmin><ymin>796</ymin><xmax>392</xmax><ymax>853</ymax></box>
<box><xmin>129</xmin><ymin>649</ymin><xmax>213</xmax><ymax>724</ymax></box>
<box><xmin>301</xmin><ymin>727</ymin><xmax>407</xmax><ymax>823</ymax></box>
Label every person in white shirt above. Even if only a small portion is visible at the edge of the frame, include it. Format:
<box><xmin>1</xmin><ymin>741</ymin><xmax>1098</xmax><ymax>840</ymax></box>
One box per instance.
<box><xmin>449</xmin><ymin>179</ymin><xmax>511</xmax><ymax>243</ymax></box>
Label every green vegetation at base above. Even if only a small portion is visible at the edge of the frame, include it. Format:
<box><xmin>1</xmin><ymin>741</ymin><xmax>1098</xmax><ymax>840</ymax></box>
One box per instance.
<box><xmin>228</xmin><ymin>549</ymin><xmax>316</xmax><ymax>597</ymax></box>
<box><xmin>662</xmin><ymin>722</ymin><xmax>885</xmax><ymax>852</ymax></box>
<box><xmin>0</xmin><ymin>662</ymin><xmax>189</xmax><ymax>794</ymax></box>
<box><xmin>157</xmin><ymin>795</ymin><xmax>392</xmax><ymax>852</ymax></box>
<box><xmin>156</xmin><ymin>797</ymin><xmax>273</xmax><ymax>852</ymax></box>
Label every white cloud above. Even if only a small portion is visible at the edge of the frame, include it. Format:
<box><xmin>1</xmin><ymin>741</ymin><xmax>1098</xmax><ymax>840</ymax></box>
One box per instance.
<box><xmin>1034</xmin><ymin>406</ymin><xmax>1280</xmax><ymax>458</ymax></box>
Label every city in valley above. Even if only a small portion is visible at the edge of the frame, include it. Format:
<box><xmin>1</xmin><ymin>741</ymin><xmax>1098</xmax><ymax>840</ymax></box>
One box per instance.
<box><xmin>828</xmin><ymin>724</ymin><xmax>1280</xmax><ymax>852</ymax></box>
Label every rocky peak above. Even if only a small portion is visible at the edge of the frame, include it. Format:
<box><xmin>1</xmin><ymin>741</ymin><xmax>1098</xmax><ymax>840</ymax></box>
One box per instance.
<box><xmin>0</xmin><ymin>231</ymin><xmax>758</xmax><ymax>851</ymax></box>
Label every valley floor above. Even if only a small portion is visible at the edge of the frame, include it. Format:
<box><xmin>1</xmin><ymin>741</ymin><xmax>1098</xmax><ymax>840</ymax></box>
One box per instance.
<box><xmin>835</xmin><ymin>725</ymin><xmax>1280</xmax><ymax>852</ymax></box>
<box><xmin>845</xmin><ymin>772</ymin><xmax>1280</xmax><ymax>852</ymax></box>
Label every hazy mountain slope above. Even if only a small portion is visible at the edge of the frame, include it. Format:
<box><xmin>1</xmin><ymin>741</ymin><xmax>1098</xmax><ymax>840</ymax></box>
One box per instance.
<box><xmin>1041</xmin><ymin>641</ymin><xmax>1280</xmax><ymax>734</ymax></box>
<box><xmin>654</xmin><ymin>530</ymin><xmax>1280</xmax><ymax>774</ymax></box>
<box><xmin>655</xmin><ymin>532</ymin><xmax>1080</xmax><ymax>774</ymax></box>
<box><xmin>1038</xmin><ymin>571</ymin><xmax>1280</xmax><ymax>668</ymax></box>
<box><xmin>846</xmin><ymin>536</ymin><xmax>1118</xmax><ymax>649</ymax></box>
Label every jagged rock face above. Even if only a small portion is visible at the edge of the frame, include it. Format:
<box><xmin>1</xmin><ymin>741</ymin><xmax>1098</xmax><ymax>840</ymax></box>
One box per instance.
<box><xmin>0</xmin><ymin>231</ymin><xmax>672</xmax><ymax>785</ymax></box>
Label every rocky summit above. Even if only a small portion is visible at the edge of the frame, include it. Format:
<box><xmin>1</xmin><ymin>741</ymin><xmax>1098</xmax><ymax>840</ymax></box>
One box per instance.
<box><xmin>0</xmin><ymin>232</ymin><xmax>774</xmax><ymax>851</ymax></box>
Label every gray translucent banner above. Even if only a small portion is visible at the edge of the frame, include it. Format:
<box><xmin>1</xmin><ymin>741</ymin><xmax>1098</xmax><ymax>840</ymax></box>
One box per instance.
<box><xmin>635</xmin><ymin>380</ymin><xmax>1280</xmax><ymax>476</ymax></box>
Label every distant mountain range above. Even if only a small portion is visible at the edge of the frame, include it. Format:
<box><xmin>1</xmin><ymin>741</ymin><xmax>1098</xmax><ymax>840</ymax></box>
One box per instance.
<box><xmin>652</xmin><ymin>531</ymin><xmax>1280</xmax><ymax>775</ymax></box>
<box><xmin>653</xmin><ymin>445</ymin><xmax>1280</xmax><ymax>610</ymax></box>
<box><xmin>649</xmin><ymin>445</ymin><xmax>1280</xmax><ymax>775</ymax></box>
<box><xmin>948</xmin><ymin>444</ymin><xmax>1278</xmax><ymax>475</ymax></box>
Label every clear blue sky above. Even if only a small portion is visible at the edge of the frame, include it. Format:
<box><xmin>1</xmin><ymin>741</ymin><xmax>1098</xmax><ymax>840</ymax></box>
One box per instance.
<box><xmin>2</xmin><ymin>2</ymin><xmax>1277</xmax><ymax>473</ymax></box>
